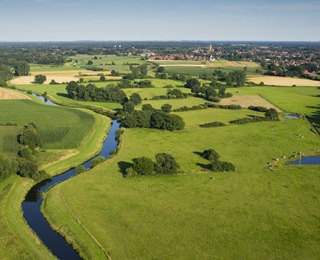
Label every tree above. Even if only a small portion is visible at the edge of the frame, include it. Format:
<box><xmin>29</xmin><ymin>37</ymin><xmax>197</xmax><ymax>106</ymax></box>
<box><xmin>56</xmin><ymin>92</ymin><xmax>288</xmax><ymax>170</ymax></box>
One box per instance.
<box><xmin>132</xmin><ymin>157</ymin><xmax>155</xmax><ymax>175</ymax></box>
<box><xmin>161</xmin><ymin>103</ymin><xmax>172</xmax><ymax>113</ymax></box>
<box><xmin>34</xmin><ymin>74</ymin><xmax>47</xmax><ymax>84</ymax></box>
<box><xmin>139</xmin><ymin>64</ymin><xmax>148</xmax><ymax>78</ymax></box>
<box><xmin>0</xmin><ymin>64</ymin><xmax>13</xmax><ymax>86</ymax></box>
<box><xmin>185</xmin><ymin>78</ymin><xmax>200</xmax><ymax>89</ymax></box>
<box><xmin>265</xmin><ymin>108</ymin><xmax>279</xmax><ymax>120</ymax></box>
<box><xmin>90</xmin><ymin>156</ymin><xmax>105</xmax><ymax>168</ymax></box>
<box><xmin>19</xmin><ymin>126</ymin><xmax>42</xmax><ymax>150</ymax></box>
<box><xmin>156</xmin><ymin>66</ymin><xmax>165</xmax><ymax>73</ymax></box>
<box><xmin>14</xmin><ymin>61</ymin><xmax>30</xmax><ymax>76</ymax></box>
<box><xmin>18</xmin><ymin>160</ymin><xmax>38</xmax><ymax>178</ymax></box>
<box><xmin>87</xmin><ymin>60</ymin><xmax>93</xmax><ymax>65</ymax></box>
<box><xmin>142</xmin><ymin>104</ymin><xmax>154</xmax><ymax>111</ymax></box>
<box><xmin>0</xmin><ymin>153</ymin><xmax>17</xmax><ymax>179</ymax></box>
<box><xmin>130</xmin><ymin>93</ymin><xmax>142</xmax><ymax>105</ymax></box>
<box><xmin>228</xmin><ymin>70</ymin><xmax>246</xmax><ymax>87</ymax></box>
<box><xmin>201</xmin><ymin>149</ymin><xmax>220</xmax><ymax>162</ymax></box>
<box><xmin>123</xmin><ymin>101</ymin><xmax>135</xmax><ymax>113</ymax></box>
<box><xmin>100</xmin><ymin>75</ymin><xmax>106</xmax><ymax>82</ymax></box>
<box><xmin>155</xmin><ymin>153</ymin><xmax>179</xmax><ymax>174</ymax></box>
<box><xmin>76</xmin><ymin>165</ymin><xmax>86</xmax><ymax>174</ymax></box>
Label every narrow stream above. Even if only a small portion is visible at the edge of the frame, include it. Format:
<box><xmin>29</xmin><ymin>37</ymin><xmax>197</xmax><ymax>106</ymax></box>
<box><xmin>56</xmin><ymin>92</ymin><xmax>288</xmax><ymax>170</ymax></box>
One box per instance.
<box><xmin>22</xmin><ymin>96</ymin><xmax>119</xmax><ymax>259</ymax></box>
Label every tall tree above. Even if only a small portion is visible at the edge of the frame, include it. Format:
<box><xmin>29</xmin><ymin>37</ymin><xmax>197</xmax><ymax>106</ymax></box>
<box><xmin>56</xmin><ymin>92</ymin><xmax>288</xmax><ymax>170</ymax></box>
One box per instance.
<box><xmin>14</xmin><ymin>61</ymin><xmax>30</xmax><ymax>76</ymax></box>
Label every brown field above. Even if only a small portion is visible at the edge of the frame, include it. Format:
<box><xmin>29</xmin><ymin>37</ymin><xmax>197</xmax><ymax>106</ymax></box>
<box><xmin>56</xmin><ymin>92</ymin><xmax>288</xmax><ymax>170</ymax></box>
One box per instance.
<box><xmin>11</xmin><ymin>70</ymin><xmax>121</xmax><ymax>84</ymax></box>
<box><xmin>0</xmin><ymin>87</ymin><xmax>31</xmax><ymax>100</ymax></box>
<box><xmin>248</xmin><ymin>76</ymin><xmax>320</xmax><ymax>87</ymax></box>
<box><xmin>219</xmin><ymin>95</ymin><xmax>282</xmax><ymax>112</ymax></box>
<box><xmin>11</xmin><ymin>76</ymin><xmax>79</xmax><ymax>85</ymax></box>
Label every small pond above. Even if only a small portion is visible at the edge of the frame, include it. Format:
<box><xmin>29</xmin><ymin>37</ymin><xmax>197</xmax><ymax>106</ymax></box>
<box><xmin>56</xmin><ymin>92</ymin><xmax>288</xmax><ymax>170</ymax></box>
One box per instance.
<box><xmin>284</xmin><ymin>115</ymin><xmax>300</xmax><ymax>119</ymax></box>
<box><xmin>33</xmin><ymin>94</ymin><xmax>57</xmax><ymax>106</ymax></box>
<box><xmin>285</xmin><ymin>156</ymin><xmax>320</xmax><ymax>165</ymax></box>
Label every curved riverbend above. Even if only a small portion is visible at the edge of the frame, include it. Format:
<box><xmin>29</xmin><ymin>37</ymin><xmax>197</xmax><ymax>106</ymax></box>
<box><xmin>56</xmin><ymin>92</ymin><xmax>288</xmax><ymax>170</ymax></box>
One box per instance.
<box><xmin>22</xmin><ymin>96</ymin><xmax>119</xmax><ymax>259</ymax></box>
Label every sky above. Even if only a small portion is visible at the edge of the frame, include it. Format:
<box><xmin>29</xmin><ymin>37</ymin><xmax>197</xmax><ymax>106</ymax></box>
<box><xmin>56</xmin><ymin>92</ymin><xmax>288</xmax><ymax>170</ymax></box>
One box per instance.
<box><xmin>0</xmin><ymin>0</ymin><xmax>319</xmax><ymax>42</ymax></box>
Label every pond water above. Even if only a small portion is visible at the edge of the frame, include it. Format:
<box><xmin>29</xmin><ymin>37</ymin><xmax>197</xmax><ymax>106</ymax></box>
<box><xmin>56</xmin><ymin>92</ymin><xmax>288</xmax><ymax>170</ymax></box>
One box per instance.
<box><xmin>32</xmin><ymin>94</ymin><xmax>58</xmax><ymax>106</ymax></box>
<box><xmin>22</xmin><ymin>97</ymin><xmax>119</xmax><ymax>259</ymax></box>
<box><xmin>286</xmin><ymin>156</ymin><xmax>320</xmax><ymax>165</ymax></box>
<box><xmin>284</xmin><ymin>115</ymin><xmax>300</xmax><ymax>119</ymax></box>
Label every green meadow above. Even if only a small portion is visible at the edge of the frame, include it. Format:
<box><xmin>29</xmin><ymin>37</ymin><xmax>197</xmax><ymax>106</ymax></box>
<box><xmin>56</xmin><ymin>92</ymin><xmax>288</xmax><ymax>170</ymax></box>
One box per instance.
<box><xmin>41</xmin><ymin>77</ymin><xmax>320</xmax><ymax>259</ymax></box>
<box><xmin>2</xmin><ymin>55</ymin><xmax>320</xmax><ymax>259</ymax></box>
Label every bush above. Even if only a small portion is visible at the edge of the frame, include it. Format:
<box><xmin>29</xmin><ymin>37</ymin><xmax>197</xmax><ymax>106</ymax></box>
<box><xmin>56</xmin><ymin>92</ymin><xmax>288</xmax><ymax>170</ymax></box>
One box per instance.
<box><xmin>76</xmin><ymin>165</ymin><xmax>86</xmax><ymax>174</ymax></box>
<box><xmin>211</xmin><ymin>161</ymin><xmax>235</xmax><ymax>172</ymax></box>
<box><xmin>132</xmin><ymin>157</ymin><xmax>155</xmax><ymax>176</ymax></box>
<box><xmin>200</xmin><ymin>121</ymin><xmax>225</xmax><ymax>128</ymax></box>
<box><xmin>155</xmin><ymin>153</ymin><xmax>179</xmax><ymax>174</ymax></box>
<box><xmin>90</xmin><ymin>156</ymin><xmax>105</xmax><ymax>168</ymax></box>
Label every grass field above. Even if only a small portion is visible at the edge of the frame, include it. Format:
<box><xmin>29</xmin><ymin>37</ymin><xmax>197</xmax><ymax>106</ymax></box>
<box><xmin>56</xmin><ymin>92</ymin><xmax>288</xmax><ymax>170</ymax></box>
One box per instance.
<box><xmin>44</xmin><ymin>116</ymin><xmax>320</xmax><ymax>259</ymax></box>
<box><xmin>2</xmin><ymin>56</ymin><xmax>320</xmax><ymax>259</ymax></box>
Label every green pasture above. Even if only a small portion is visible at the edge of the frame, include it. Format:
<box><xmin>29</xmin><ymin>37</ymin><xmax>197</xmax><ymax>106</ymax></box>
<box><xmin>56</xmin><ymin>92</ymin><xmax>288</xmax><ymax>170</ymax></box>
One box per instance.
<box><xmin>30</xmin><ymin>63</ymin><xmax>81</xmax><ymax>72</ymax></box>
<box><xmin>138</xmin><ymin>96</ymin><xmax>205</xmax><ymax>110</ymax></box>
<box><xmin>0</xmin><ymin>176</ymin><xmax>55</xmax><ymax>260</ymax></box>
<box><xmin>12</xmin><ymin>84</ymin><xmax>122</xmax><ymax>112</ymax></box>
<box><xmin>227</xmin><ymin>86</ymin><xmax>320</xmax><ymax>116</ymax></box>
<box><xmin>44</xmin><ymin>116</ymin><xmax>320</xmax><ymax>259</ymax></box>
<box><xmin>175</xmin><ymin>108</ymin><xmax>265</xmax><ymax>128</ymax></box>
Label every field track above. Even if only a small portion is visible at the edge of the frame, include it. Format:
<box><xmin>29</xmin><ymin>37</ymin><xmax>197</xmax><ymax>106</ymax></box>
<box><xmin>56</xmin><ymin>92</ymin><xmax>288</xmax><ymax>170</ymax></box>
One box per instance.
<box><xmin>0</xmin><ymin>87</ymin><xmax>30</xmax><ymax>99</ymax></box>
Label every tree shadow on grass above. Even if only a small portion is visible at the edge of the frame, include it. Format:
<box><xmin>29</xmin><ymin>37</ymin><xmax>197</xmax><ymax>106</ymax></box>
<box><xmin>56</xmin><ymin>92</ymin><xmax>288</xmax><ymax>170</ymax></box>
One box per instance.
<box><xmin>193</xmin><ymin>151</ymin><xmax>203</xmax><ymax>157</ymax></box>
<box><xmin>118</xmin><ymin>161</ymin><xmax>133</xmax><ymax>177</ymax></box>
<box><xmin>57</xmin><ymin>92</ymin><xmax>69</xmax><ymax>98</ymax></box>
<box><xmin>196</xmin><ymin>163</ymin><xmax>212</xmax><ymax>170</ymax></box>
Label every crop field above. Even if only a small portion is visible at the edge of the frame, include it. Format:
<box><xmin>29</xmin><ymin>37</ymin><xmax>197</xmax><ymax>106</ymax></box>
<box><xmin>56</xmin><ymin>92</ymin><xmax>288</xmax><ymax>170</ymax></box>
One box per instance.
<box><xmin>0</xmin><ymin>126</ymin><xmax>21</xmax><ymax>157</ymax></box>
<box><xmin>139</xmin><ymin>96</ymin><xmax>206</xmax><ymax>110</ymax></box>
<box><xmin>0</xmin><ymin>100</ymin><xmax>95</xmax><ymax>149</ymax></box>
<box><xmin>248</xmin><ymin>76</ymin><xmax>320</xmax><ymax>87</ymax></box>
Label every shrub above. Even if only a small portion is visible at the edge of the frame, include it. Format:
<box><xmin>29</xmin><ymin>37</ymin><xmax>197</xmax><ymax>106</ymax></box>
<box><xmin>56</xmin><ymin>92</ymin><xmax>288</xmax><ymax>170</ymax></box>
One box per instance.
<box><xmin>76</xmin><ymin>165</ymin><xmax>86</xmax><ymax>174</ymax></box>
<box><xmin>90</xmin><ymin>156</ymin><xmax>105</xmax><ymax>168</ymax></box>
<box><xmin>200</xmin><ymin>121</ymin><xmax>225</xmax><ymax>128</ymax></box>
<box><xmin>211</xmin><ymin>161</ymin><xmax>235</xmax><ymax>172</ymax></box>
<box><xmin>132</xmin><ymin>157</ymin><xmax>155</xmax><ymax>176</ymax></box>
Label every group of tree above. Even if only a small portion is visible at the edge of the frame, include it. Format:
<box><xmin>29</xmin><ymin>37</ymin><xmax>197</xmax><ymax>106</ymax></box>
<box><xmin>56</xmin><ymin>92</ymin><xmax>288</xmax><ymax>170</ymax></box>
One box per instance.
<box><xmin>126</xmin><ymin>153</ymin><xmax>179</xmax><ymax>177</ymax></box>
<box><xmin>0</xmin><ymin>122</ymin><xmax>49</xmax><ymax>181</ymax></box>
<box><xmin>184</xmin><ymin>78</ymin><xmax>233</xmax><ymax>102</ymax></box>
<box><xmin>201</xmin><ymin>149</ymin><xmax>235</xmax><ymax>172</ymax></box>
<box><xmin>152</xmin><ymin>88</ymin><xmax>188</xmax><ymax>100</ymax></box>
<box><xmin>120</xmin><ymin>109</ymin><xmax>185</xmax><ymax>131</ymax></box>
<box><xmin>122</xmin><ymin>64</ymin><xmax>148</xmax><ymax>80</ymax></box>
<box><xmin>230</xmin><ymin>108</ymin><xmax>279</xmax><ymax>124</ymax></box>
<box><xmin>0</xmin><ymin>64</ymin><xmax>12</xmax><ymax>86</ymax></box>
<box><xmin>65</xmin><ymin>81</ymin><xmax>127</xmax><ymax>103</ymax></box>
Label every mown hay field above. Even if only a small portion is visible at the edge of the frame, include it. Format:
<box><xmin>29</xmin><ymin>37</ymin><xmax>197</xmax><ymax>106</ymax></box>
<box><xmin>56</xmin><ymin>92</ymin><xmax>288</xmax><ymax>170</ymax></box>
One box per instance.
<box><xmin>248</xmin><ymin>76</ymin><xmax>320</xmax><ymax>87</ymax></box>
<box><xmin>0</xmin><ymin>87</ymin><xmax>30</xmax><ymax>99</ymax></box>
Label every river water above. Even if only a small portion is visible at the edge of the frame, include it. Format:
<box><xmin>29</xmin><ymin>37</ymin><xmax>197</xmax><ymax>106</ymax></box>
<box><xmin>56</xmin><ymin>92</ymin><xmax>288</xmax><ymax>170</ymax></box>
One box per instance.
<box><xmin>22</xmin><ymin>96</ymin><xmax>119</xmax><ymax>259</ymax></box>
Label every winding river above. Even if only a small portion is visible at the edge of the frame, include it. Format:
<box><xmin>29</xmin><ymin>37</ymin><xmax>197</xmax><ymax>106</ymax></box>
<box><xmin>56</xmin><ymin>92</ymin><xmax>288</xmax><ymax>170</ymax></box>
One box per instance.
<box><xmin>22</xmin><ymin>96</ymin><xmax>119</xmax><ymax>259</ymax></box>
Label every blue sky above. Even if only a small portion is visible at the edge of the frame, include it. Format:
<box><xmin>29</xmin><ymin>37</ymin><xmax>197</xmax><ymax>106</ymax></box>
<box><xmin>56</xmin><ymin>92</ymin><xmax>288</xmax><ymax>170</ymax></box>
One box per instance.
<box><xmin>0</xmin><ymin>0</ymin><xmax>319</xmax><ymax>41</ymax></box>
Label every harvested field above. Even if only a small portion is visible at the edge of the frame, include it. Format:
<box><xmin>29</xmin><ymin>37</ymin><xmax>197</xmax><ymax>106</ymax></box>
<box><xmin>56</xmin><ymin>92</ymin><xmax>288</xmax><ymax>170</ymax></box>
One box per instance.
<box><xmin>0</xmin><ymin>87</ymin><xmax>30</xmax><ymax>100</ymax></box>
<box><xmin>219</xmin><ymin>95</ymin><xmax>282</xmax><ymax>112</ymax></box>
<box><xmin>11</xmin><ymin>76</ymin><xmax>78</xmax><ymax>85</ymax></box>
<box><xmin>248</xmin><ymin>76</ymin><xmax>320</xmax><ymax>87</ymax></box>
<box><xmin>207</xmin><ymin>60</ymin><xmax>260</xmax><ymax>67</ymax></box>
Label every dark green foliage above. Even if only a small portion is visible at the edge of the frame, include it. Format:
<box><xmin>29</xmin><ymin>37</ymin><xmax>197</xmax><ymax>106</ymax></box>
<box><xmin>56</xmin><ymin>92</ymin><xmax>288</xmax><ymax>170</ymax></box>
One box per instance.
<box><xmin>90</xmin><ymin>156</ymin><xmax>105</xmax><ymax>169</ymax></box>
<box><xmin>19</xmin><ymin>124</ymin><xmax>42</xmax><ymax>150</ymax></box>
<box><xmin>34</xmin><ymin>74</ymin><xmax>47</xmax><ymax>84</ymax></box>
<box><xmin>130</xmin><ymin>93</ymin><xmax>142</xmax><ymax>105</ymax></box>
<box><xmin>206</xmin><ymin>103</ymin><xmax>242</xmax><ymax>110</ymax></box>
<box><xmin>248</xmin><ymin>105</ymin><xmax>268</xmax><ymax>112</ymax></box>
<box><xmin>120</xmin><ymin>110</ymin><xmax>152</xmax><ymax>128</ymax></box>
<box><xmin>200</xmin><ymin>121</ymin><xmax>226</xmax><ymax>128</ymax></box>
<box><xmin>132</xmin><ymin>157</ymin><xmax>155</xmax><ymax>176</ymax></box>
<box><xmin>200</xmin><ymin>148</ymin><xmax>235</xmax><ymax>172</ymax></box>
<box><xmin>123</xmin><ymin>101</ymin><xmax>135</xmax><ymax>113</ymax></box>
<box><xmin>135</xmin><ymin>80</ymin><xmax>154</xmax><ymax>88</ymax></box>
<box><xmin>142</xmin><ymin>104</ymin><xmax>154</xmax><ymax>111</ymax></box>
<box><xmin>19</xmin><ymin>147</ymin><xmax>35</xmax><ymax>161</ymax></box>
<box><xmin>0</xmin><ymin>64</ymin><xmax>13</xmax><ymax>86</ymax></box>
<box><xmin>184</xmin><ymin>78</ymin><xmax>200</xmax><ymax>89</ymax></box>
<box><xmin>229</xmin><ymin>117</ymin><xmax>265</xmax><ymax>124</ymax></box>
<box><xmin>227</xmin><ymin>70</ymin><xmax>246</xmax><ymax>87</ymax></box>
<box><xmin>201</xmin><ymin>149</ymin><xmax>220</xmax><ymax>162</ymax></box>
<box><xmin>155</xmin><ymin>153</ymin><xmax>179</xmax><ymax>174</ymax></box>
<box><xmin>100</xmin><ymin>75</ymin><xmax>106</xmax><ymax>82</ymax></box>
<box><xmin>18</xmin><ymin>160</ymin><xmax>38</xmax><ymax>178</ymax></box>
<box><xmin>76</xmin><ymin>165</ymin><xmax>86</xmax><ymax>174</ymax></box>
<box><xmin>211</xmin><ymin>161</ymin><xmax>236</xmax><ymax>172</ymax></box>
<box><xmin>0</xmin><ymin>153</ymin><xmax>17</xmax><ymax>179</ymax></box>
<box><xmin>30</xmin><ymin>169</ymin><xmax>50</xmax><ymax>182</ymax></box>
<box><xmin>161</xmin><ymin>103</ymin><xmax>172</xmax><ymax>113</ymax></box>
<box><xmin>14</xmin><ymin>61</ymin><xmax>30</xmax><ymax>76</ymax></box>
<box><xmin>87</xmin><ymin>60</ymin><xmax>93</xmax><ymax>65</ymax></box>
<box><xmin>65</xmin><ymin>81</ymin><xmax>127</xmax><ymax>103</ymax></box>
<box><xmin>150</xmin><ymin>111</ymin><xmax>185</xmax><ymax>131</ymax></box>
<box><xmin>49</xmin><ymin>79</ymin><xmax>58</xmax><ymax>84</ymax></box>
<box><xmin>166</xmin><ymin>88</ymin><xmax>187</xmax><ymax>99</ymax></box>
<box><xmin>265</xmin><ymin>108</ymin><xmax>279</xmax><ymax>120</ymax></box>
